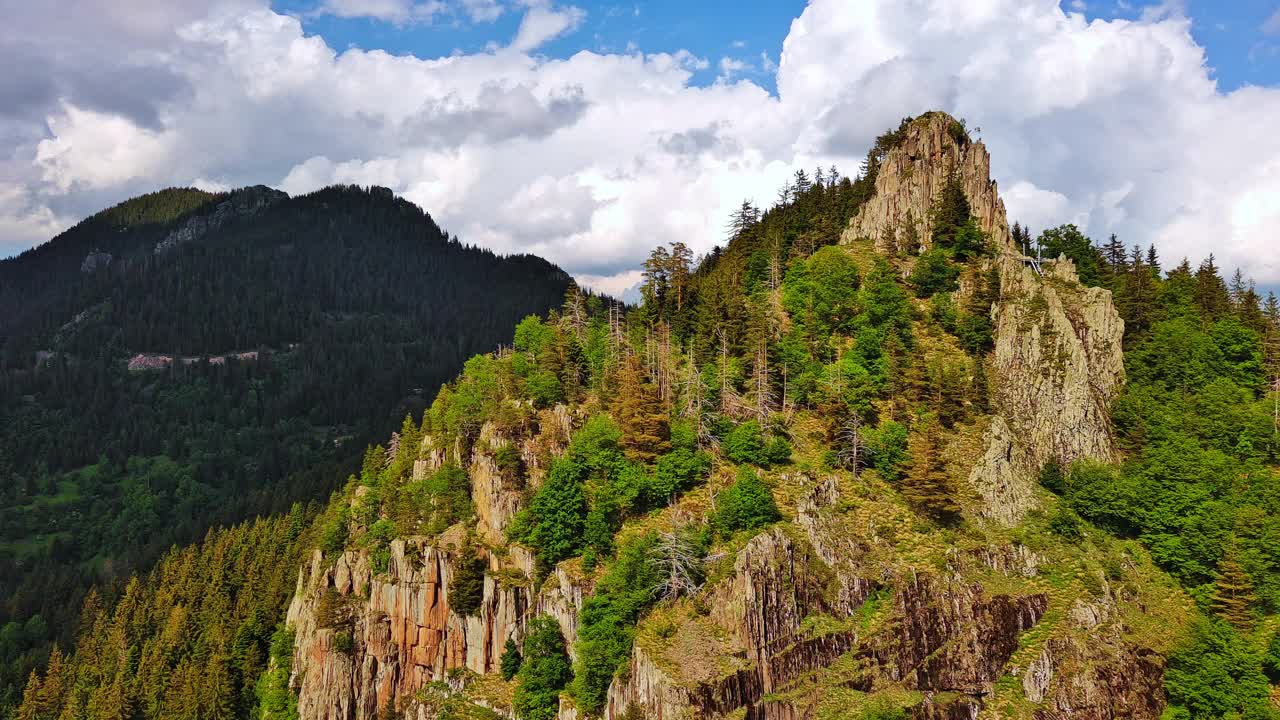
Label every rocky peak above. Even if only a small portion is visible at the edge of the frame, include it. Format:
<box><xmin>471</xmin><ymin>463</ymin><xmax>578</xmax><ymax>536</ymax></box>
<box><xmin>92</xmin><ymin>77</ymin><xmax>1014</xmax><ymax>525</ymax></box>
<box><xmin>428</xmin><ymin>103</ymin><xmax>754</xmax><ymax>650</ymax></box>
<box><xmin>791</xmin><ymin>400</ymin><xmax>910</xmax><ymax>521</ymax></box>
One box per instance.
<box><xmin>154</xmin><ymin>185</ymin><xmax>287</xmax><ymax>254</ymax></box>
<box><xmin>841</xmin><ymin>111</ymin><xmax>1013</xmax><ymax>254</ymax></box>
<box><xmin>839</xmin><ymin>110</ymin><xmax>1124</xmax><ymax>526</ymax></box>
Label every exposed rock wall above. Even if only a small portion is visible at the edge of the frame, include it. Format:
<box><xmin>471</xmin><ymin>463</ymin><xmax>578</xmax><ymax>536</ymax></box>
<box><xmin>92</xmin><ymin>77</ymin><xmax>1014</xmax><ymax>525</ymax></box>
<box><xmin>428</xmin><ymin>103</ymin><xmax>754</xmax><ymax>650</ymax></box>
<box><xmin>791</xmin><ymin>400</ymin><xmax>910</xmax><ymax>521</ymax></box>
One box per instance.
<box><xmin>991</xmin><ymin>255</ymin><xmax>1125</xmax><ymax>477</ymax></box>
<box><xmin>840</xmin><ymin>112</ymin><xmax>1013</xmax><ymax>253</ymax></box>
<box><xmin>287</xmin><ymin>538</ymin><xmax>589</xmax><ymax>720</ymax></box>
<box><xmin>606</xmin><ymin>514</ymin><xmax>1048</xmax><ymax>720</ymax></box>
<box><xmin>153</xmin><ymin>185</ymin><xmax>286</xmax><ymax>254</ymax></box>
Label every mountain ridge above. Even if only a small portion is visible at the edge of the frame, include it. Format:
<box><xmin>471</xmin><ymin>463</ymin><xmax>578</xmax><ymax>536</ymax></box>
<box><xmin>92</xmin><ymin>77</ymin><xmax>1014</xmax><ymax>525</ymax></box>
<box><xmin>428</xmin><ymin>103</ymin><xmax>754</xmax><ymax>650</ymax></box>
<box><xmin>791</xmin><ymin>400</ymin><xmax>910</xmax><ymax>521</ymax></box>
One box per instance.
<box><xmin>13</xmin><ymin>111</ymin><xmax>1280</xmax><ymax>720</ymax></box>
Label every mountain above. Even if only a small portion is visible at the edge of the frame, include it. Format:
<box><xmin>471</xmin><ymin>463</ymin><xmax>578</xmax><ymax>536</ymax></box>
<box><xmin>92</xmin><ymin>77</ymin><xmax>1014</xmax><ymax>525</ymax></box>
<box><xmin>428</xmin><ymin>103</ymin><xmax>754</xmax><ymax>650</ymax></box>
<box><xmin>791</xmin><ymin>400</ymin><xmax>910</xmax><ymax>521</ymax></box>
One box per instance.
<box><xmin>0</xmin><ymin>184</ymin><xmax>575</xmax><ymax>712</ymax></box>
<box><xmin>15</xmin><ymin>113</ymin><xmax>1280</xmax><ymax>720</ymax></box>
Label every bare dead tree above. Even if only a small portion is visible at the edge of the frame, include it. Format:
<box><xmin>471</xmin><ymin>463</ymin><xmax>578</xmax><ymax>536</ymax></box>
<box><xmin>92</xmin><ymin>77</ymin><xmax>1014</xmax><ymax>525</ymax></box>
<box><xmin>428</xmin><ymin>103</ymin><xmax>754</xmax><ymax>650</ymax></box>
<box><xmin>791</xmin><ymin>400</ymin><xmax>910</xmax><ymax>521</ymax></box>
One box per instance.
<box><xmin>648</xmin><ymin>525</ymin><xmax>706</xmax><ymax>601</ymax></box>
<box><xmin>835</xmin><ymin>413</ymin><xmax>869</xmax><ymax>476</ymax></box>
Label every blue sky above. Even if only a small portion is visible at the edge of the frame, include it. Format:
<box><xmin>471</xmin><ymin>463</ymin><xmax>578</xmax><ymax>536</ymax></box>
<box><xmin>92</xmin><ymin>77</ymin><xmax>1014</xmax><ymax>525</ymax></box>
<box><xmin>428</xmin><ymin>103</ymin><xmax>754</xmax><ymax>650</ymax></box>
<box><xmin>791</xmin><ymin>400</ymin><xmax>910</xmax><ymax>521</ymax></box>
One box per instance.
<box><xmin>271</xmin><ymin>0</ymin><xmax>1280</xmax><ymax>93</ymax></box>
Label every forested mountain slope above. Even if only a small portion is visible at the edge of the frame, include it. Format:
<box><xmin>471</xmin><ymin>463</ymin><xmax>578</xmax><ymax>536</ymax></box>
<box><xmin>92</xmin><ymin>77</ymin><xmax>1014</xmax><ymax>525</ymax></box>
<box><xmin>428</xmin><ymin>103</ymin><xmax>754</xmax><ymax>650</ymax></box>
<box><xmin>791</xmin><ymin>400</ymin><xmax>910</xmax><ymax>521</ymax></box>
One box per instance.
<box><xmin>18</xmin><ymin>113</ymin><xmax>1280</xmax><ymax>720</ymax></box>
<box><xmin>0</xmin><ymin>185</ymin><xmax>574</xmax><ymax>713</ymax></box>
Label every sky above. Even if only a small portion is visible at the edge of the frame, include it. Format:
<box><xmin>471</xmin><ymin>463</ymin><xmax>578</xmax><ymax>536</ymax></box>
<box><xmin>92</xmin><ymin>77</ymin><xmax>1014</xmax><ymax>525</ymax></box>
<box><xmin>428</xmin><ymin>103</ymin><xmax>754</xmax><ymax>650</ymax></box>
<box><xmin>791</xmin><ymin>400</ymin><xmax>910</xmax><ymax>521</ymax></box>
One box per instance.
<box><xmin>1</xmin><ymin>0</ymin><xmax>1278</xmax><ymax>296</ymax></box>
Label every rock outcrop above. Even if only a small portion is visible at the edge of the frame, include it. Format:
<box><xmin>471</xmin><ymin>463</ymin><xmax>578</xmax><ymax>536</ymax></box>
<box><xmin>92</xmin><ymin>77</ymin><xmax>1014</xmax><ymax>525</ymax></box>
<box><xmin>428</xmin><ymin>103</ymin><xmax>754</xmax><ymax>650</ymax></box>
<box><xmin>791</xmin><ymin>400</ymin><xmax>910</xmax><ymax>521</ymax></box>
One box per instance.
<box><xmin>153</xmin><ymin>185</ymin><xmax>286</xmax><ymax>254</ymax></box>
<box><xmin>287</xmin><ymin>538</ymin><xmax>589</xmax><ymax>720</ymax></box>
<box><xmin>840</xmin><ymin>111</ymin><xmax>1013</xmax><ymax>254</ymax></box>
<box><xmin>603</xmin><ymin>475</ymin><xmax>1055</xmax><ymax>720</ymax></box>
<box><xmin>840</xmin><ymin>112</ymin><xmax>1125</xmax><ymax>525</ymax></box>
<box><xmin>990</xmin><ymin>254</ymin><xmax>1125</xmax><ymax>480</ymax></box>
<box><xmin>79</xmin><ymin>250</ymin><xmax>112</xmax><ymax>273</ymax></box>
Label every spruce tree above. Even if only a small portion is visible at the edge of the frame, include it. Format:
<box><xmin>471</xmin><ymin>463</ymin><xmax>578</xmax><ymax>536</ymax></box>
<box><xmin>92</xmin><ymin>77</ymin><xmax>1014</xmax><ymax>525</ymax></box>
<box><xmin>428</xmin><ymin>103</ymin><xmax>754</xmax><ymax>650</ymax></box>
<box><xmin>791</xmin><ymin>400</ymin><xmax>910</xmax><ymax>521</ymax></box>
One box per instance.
<box><xmin>903</xmin><ymin>421</ymin><xmax>962</xmax><ymax>523</ymax></box>
<box><xmin>1194</xmin><ymin>255</ymin><xmax>1231</xmax><ymax>320</ymax></box>
<box><xmin>930</xmin><ymin>166</ymin><xmax>971</xmax><ymax>252</ymax></box>
<box><xmin>1211</xmin><ymin>547</ymin><xmax>1257</xmax><ymax>629</ymax></box>
<box><xmin>611</xmin><ymin>354</ymin><xmax>670</xmax><ymax>463</ymax></box>
<box><xmin>500</xmin><ymin>637</ymin><xmax>523</xmax><ymax>681</ymax></box>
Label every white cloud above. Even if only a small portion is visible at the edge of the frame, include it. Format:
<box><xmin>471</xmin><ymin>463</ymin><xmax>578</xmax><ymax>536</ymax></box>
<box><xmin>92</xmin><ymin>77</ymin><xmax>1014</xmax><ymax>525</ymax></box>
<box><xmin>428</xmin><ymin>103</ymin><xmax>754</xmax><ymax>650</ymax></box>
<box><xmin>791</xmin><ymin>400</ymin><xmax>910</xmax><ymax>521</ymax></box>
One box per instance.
<box><xmin>717</xmin><ymin>56</ymin><xmax>749</xmax><ymax>81</ymax></box>
<box><xmin>0</xmin><ymin>183</ymin><xmax>67</xmax><ymax>258</ymax></box>
<box><xmin>5</xmin><ymin>0</ymin><xmax>1280</xmax><ymax>290</ymax></box>
<box><xmin>459</xmin><ymin>0</ymin><xmax>503</xmax><ymax>22</ymax></box>
<box><xmin>510</xmin><ymin>2</ymin><xmax>586</xmax><ymax>53</ymax></box>
<box><xmin>314</xmin><ymin>0</ymin><xmax>446</xmax><ymax>24</ymax></box>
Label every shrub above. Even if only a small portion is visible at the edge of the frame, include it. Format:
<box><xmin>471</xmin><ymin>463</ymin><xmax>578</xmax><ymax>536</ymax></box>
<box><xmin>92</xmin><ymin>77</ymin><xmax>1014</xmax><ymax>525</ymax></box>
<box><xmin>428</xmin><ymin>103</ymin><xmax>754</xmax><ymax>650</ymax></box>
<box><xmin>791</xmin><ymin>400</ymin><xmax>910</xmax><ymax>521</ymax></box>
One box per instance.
<box><xmin>332</xmin><ymin>631</ymin><xmax>354</xmax><ymax>655</ymax></box>
<box><xmin>647</xmin><ymin>448</ymin><xmax>712</xmax><ymax>507</ymax></box>
<box><xmin>910</xmin><ymin>249</ymin><xmax>959</xmax><ymax>298</ymax></box>
<box><xmin>1164</xmin><ymin>618</ymin><xmax>1277</xmax><ymax>720</ymax></box>
<box><xmin>713</xmin><ymin>467</ymin><xmax>781</xmax><ymax>535</ymax></box>
<box><xmin>571</xmin><ymin>536</ymin><xmax>661</xmax><ymax>714</ymax></box>
<box><xmin>763</xmin><ymin>436</ymin><xmax>793</xmax><ymax>466</ymax></box>
<box><xmin>494</xmin><ymin>443</ymin><xmax>525</xmax><ymax>488</ymax></box>
<box><xmin>723</xmin><ymin>421</ymin><xmax>766</xmax><ymax>465</ymax></box>
<box><xmin>865</xmin><ymin>420</ymin><xmax>909</xmax><ymax>482</ymax></box>
<box><xmin>1038</xmin><ymin>458</ymin><xmax>1065</xmax><ymax>494</ymax></box>
<box><xmin>319</xmin><ymin>507</ymin><xmax>350</xmax><ymax>554</ymax></box>
<box><xmin>1047</xmin><ymin>506</ymin><xmax>1084</xmax><ymax>540</ymax></box>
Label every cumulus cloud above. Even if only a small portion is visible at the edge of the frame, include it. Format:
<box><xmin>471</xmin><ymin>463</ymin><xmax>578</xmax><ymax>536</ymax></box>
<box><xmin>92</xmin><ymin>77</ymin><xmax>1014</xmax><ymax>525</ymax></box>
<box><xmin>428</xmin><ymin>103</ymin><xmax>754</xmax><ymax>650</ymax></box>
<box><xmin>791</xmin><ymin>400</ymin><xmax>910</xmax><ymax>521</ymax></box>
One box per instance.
<box><xmin>510</xmin><ymin>2</ymin><xmax>586</xmax><ymax>52</ymax></box>
<box><xmin>3</xmin><ymin>0</ymin><xmax>1279</xmax><ymax>292</ymax></box>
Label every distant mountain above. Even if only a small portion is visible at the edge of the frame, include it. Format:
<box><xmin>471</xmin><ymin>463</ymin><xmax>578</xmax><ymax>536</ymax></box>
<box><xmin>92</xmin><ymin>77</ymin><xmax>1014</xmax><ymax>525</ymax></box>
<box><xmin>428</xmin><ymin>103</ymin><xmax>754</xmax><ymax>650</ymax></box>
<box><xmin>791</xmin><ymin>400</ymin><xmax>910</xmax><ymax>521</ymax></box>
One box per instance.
<box><xmin>0</xmin><ymin>184</ymin><xmax>574</xmax><ymax>709</ymax></box>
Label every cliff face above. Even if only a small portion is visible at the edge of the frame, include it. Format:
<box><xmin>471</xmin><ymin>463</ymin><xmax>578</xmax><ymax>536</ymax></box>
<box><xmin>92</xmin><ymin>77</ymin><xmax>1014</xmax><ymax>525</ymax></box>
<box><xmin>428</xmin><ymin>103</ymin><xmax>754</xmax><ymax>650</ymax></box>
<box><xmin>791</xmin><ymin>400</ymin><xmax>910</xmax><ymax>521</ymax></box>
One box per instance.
<box><xmin>989</xmin><ymin>255</ymin><xmax>1125</xmax><ymax>481</ymax></box>
<box><xmin>286</xmin><ymin>536</ymin><xmax>589</xmax><ymax>720</ymax></box>
<box><xmin>288</xmin><ymin>406</ymin><xmax>586</xmax><ymax>720</ymax></box>
<box><xmin>840</xmin><ymin>111</ymin><xmax>1124</xmax><ymax>526</ymax></box>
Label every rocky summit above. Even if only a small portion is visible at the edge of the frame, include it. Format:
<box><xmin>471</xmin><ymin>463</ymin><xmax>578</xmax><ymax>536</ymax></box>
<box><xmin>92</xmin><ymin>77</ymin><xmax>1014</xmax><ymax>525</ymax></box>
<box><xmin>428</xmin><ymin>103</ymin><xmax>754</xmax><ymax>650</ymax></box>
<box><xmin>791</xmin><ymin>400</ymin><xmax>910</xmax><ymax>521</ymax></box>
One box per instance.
<box><xmin>270</xmin><ymin>113</ymin><xmax>1187</xmax><ymax>720</ymax></box>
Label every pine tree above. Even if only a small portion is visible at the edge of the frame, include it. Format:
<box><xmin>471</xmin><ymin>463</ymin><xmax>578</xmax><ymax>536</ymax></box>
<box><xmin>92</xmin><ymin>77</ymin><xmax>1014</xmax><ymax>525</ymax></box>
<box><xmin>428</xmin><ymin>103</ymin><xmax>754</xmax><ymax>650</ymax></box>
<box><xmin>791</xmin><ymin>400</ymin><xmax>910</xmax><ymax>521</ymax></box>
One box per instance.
<box><xmin>903</xmin><ymin>420</ymin><xmax>962</xmax><ymax>523</ymax></box>
<box><xmin>666</xmin><ymin>242</ymin><xmax>694</xmax><ymax>312</ymax></box>
<box><xmin>1211</xmin><ymin>547</ymin><xmax>1257</xmax><ymax>629</ymax></box>
<box><xmin>1264</xmin><ymin>292</ymin><xmax>1280</xmax><ymax>436</ymax></box>
<box><xmin>513</xmin><ymin>616</ymin><xmax>572</xmax><ymax>720</ymax></box>
<box><xmin>971</xmin><ymin>358</ymin><xmax>991</xmax><ymax>414</ymax></box>
<box><xmin>611</xmin><ymin>354</ymin><xmax>670</xmax><ymax>463</ymax></box>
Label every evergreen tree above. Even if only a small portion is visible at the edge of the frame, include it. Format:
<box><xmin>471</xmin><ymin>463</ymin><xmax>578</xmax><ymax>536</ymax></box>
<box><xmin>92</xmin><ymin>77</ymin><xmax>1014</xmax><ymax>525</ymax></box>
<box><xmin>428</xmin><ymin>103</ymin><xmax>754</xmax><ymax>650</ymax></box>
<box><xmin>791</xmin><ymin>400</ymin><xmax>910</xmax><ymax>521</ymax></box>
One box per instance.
<box><xmin>1194</xmin><ymin>255</ymin><xmax>1231</xmax><ymax>320</ymax></box>
<box><xmin>1101</xmin><ymin>233</ymin><xmax>1128</xmax><ymax>285</ymax></box>
<box><xmin>1122</xmin><ymin>245</ymin><xmax>1156</xmax><ymax>339</ymax></box>
<box><xmin>500</xmin><ymin>637</ymin><xmax>523</xmax><ymax>681</ymax></box>
<box><xmin>1211</xmin><ymin>547</ymin><xmax>1257</xmax><ymax>629</ymax></box>
<box><xmin>903</xmin><ymin>421</ymin><xmax>962</xmax><ymax>523</ymax></box>
<box><xmin>513</xmin><ymin>617</ymin><xmax>572</xmax><ymax>720</ymax></box>
<box><xmin>713</xmin><ymin>467</ymin><xmax>781</xmax><ymax>535</ymax></box>
<box><xmin>930</xmin><ymin>166</ymin><xmax>971</xmax><ymax>253</ymax></box>
<box><xmin>448</xmin><ymin>550</ymin><xmax>487</xmax><ymax>617</ymax></box>
<box><xmin>1145</xmin><ymin>244</ymin><xmax>1161</xmax><ymax>276</ymax></box>
<box><xmin>611</xmin><ymin>354</ymin><xmax>670</xmax><ymax>463</ymax></box>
